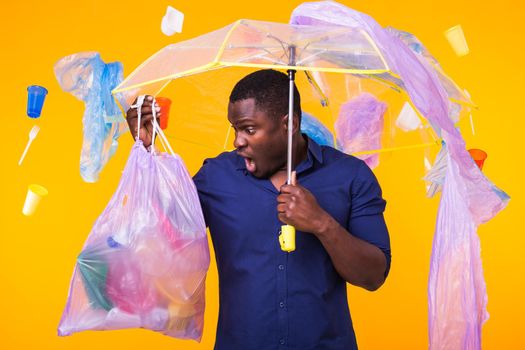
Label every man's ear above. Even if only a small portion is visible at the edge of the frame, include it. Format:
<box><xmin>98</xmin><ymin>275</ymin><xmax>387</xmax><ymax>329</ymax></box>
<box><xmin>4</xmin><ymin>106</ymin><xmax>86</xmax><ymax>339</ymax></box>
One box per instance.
<box><xmin>282</xmin><ymin>114</ymin><xmax>301</xmax><ymax>133</ymax></box>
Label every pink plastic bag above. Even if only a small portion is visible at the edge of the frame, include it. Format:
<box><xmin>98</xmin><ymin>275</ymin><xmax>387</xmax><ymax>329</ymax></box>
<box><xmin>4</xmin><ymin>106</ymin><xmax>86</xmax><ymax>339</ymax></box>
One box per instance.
<box><xmin>58</xmin><ymin>101</ymin><xmax>209</xmax><ymax>341</ymax></box>
<box><xmin>428</xmin><ymin>151</ymin><xmax>488</xmax><ymax>350</ymax></box>
<box><xmin>334</xmin><ymin>93</ymin><xmax>386</xmax><ymax>169</ymax></box>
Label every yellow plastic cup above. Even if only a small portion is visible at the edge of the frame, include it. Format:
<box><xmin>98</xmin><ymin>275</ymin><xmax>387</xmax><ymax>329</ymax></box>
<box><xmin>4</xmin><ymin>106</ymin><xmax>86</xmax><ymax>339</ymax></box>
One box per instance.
<box><xmin>444</xmin><ymin>25</ymin><xmax>470</xmax><ymax>57</ymax></box>
<box><xmin>22</xmin><ymin>184</ymin><xmax>48</xmax><ymax>216</ymax></box>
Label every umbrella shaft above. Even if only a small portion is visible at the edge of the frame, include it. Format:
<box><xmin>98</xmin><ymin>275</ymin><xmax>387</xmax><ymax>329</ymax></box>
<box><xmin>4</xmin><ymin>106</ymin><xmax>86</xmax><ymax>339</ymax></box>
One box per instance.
<box><xmin>287</xmin><ymin>45</ymin><xmax>296</xmax><ymax>185</ymax></box>
<box><xmin>287</xmin><ymin>69</ymin><xmax>295</xmax><ymax>185</ymax></box>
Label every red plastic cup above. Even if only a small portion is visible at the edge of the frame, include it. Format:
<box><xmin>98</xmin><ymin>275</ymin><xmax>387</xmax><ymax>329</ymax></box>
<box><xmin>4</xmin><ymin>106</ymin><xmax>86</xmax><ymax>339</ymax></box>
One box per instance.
<box><xmin>155</xmin><ymin>97</ymin><xmax>172</xmax><ymax>130</ymax></box>
<box><xmin>468</xmin><ymin>149</ymin><xmax>487</xmax><ymax>170</ymax></box>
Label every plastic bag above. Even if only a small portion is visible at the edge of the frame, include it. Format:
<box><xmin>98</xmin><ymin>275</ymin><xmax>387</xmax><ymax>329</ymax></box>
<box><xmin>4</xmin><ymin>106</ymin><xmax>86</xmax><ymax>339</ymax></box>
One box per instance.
<box><xmin>58</xmin><ymin>102</ymin><xmax>209</xmax><ymax>341</ymax></box>
<box><xmin>334</xmin><ymin>92</ymin><xmax>386</xmax><ymax>169</ymax></box>
<box><xmin>54</xmin><ymin>52</ymin><xmax>128</xmax><ymax>183</ymax></box>
<box><xmin>424</xmin><ymin>141</ymin><xmax>448</xmax><ymax>198</ymax></box>
<box><xmin>428</xmin><ymin>151</ymin><xmax>488</xmax><ymax>350</ymax></box>
<box><xmin>300</xmin><ymin>111</ymin><xmax>334</xmax><ymax>147</ymax></box>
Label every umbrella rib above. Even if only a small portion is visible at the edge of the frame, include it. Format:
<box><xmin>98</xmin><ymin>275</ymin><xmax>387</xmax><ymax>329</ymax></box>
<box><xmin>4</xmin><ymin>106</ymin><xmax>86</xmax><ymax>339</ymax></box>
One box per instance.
<box><xmin>255</xmin><ymin>55</ymin><xmax>287</xmax><ymax>65</ymax></box>
<box><xmin>296</xmin><ymin>49</ymin><xmax>328</xmax><ymax>65</ymax></box>
<box><xmin>228</xmin><ymin>45</ymin><xmax>288</xmax><ymax>65</ymax></box>
<box><xmin>268</xmin><ymin>34</ymin><xmax>290</xmax><ymax>58</ymax></box>
<box><xmin>293</xmin><ymin>26</ymin><xmax>356</xmax><ymax>59</ymax></box>
<box><xmin>239</xmin><ymin>20</ymin><xmax>291</xmax><ymax>53</ymax></box>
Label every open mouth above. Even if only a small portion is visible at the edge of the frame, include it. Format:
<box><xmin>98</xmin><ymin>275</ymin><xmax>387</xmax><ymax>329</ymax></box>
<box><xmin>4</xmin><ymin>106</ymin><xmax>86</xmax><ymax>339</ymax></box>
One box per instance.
<box><xmin>244</xmin><ymin>157</ymin><xmax>256</xmax><ymax>173</ymax></box>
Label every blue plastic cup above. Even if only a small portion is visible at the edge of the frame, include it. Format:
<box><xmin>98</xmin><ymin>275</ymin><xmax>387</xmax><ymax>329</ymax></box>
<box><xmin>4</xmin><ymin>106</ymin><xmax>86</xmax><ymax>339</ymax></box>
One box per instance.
<box><xmin>27</xmin><ymin>85</ymin><xmax>48</xmax><ymax>118</ymax></box>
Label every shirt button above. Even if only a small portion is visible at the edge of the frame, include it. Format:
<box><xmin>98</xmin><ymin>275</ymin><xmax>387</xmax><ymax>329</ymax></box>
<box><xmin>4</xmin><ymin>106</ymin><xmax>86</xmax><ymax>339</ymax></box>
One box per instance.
<box><xmin>279</xmin><ymin>338</ymin><xmax>285</xmax><ymax>345</ymax></box>
<box><xmin>279</xmin><ymin>301</ymin><xmax>285</xmax><ymax>308</ymax></box>
<box><xmin>278</xmin><ymin>264</ymin><xmax>284</xmax><ymax>270</ymax></box>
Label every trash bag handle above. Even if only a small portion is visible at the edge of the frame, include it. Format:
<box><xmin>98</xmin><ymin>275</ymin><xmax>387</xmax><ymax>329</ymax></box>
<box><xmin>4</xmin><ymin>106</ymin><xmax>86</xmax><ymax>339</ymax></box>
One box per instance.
<box><xmin>153</xmin><ymin>116</ymin><xmax>176</xmax><ymax>157</ymax></box>
<box><xmin>135</xmin><ymin>95</ymin><xmax>159</xmax><ymax>149</ymax></box>
<box><xmin>150</xmin><ymin>97</ymin><xmax>158</xmax><ymax>153</ymax></box>
<box><xmin>135</xmin><ymin>95</ymin><xmax>146</xmax><ymax>141</ymax></box>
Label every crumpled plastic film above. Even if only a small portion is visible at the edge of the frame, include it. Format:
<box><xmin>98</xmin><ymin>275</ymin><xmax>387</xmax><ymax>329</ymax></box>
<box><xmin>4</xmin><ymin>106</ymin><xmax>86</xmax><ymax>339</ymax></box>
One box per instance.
<box><xmin>334</xmin><ymin>93</ymin><xmax>386</xmax><ymax>169</ymax></box>
<box><xmin>54</xmin><ymin>52</ymin><xmax>128</xmax><ymax>183</ymax></box>
<box><xmin>301</xmin><ymin>112</ymin><xmax>334</xmax><ymax>147</ymax></box>
<box><xmin>424</xmin><ymin>142</ymin><xmax>448</xmax><ymax>198</ymax></box>
<box><xmin>58</xmin><ymin>105</ymin><xmax>210</xmax><ymax>341</ymax></box>
<box><xmin>428</xmin><ymin>151</ymin><xmax>488</xmax><ymax>350</ymax></box>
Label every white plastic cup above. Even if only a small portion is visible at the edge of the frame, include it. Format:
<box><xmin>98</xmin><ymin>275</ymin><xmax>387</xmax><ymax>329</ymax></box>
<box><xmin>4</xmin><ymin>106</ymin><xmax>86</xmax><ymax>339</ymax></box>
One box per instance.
<box><xmin>22</xmin><ymin>184</ymin><xmax>48</xmax><ymax>216</ymax></box>
<box><xmin>161</xmin><ymin>6</ymin><xmax>184</xmax><ymax>36</ymax></box>
<box><xmin>396</xmin><ymin>102</ymin><xmax>422</xmax><ymax>132</ymax></box>
<box><xmin>444</xmin><ymin>25</ymin><xmax>469</xmax><ymax>57</ymax></box>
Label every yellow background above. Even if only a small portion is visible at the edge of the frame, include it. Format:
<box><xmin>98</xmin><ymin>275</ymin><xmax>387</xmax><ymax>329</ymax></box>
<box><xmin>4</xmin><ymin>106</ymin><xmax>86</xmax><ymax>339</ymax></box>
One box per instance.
<box><xmin>2</xmin><ymin>0</ymin><xmax>523</xmax><ymax>349</ymax></box>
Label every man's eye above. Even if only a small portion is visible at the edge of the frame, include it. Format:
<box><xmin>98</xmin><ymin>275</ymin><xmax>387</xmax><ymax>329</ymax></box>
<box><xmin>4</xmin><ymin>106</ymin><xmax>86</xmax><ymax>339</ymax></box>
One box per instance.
<box><xmin>245</xmin><ymin>127</ymin><xmax>256</xmax><ymax>135</ymax></box>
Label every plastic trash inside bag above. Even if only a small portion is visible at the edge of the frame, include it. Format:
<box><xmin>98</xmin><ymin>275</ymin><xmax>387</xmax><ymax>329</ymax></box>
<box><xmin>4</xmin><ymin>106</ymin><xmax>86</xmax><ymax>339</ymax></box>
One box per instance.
<box><xmin>58</xmin><ymin>104</ymin><xmax>209</xmax><ymax>341</ymax></box>
<box><xmin>334</xmin><ymin>92</ymin><xmax>387</xmax><ymax>169</ymax></box>
<box><xmin>54</xmin><ymin>52</ymin><xmax>128</xmax><ymax>183</ymax></box>
<box><xmin>301</xmin><ymin>111</ymin><xmax>334</xmax><ymax>147</ymax></box>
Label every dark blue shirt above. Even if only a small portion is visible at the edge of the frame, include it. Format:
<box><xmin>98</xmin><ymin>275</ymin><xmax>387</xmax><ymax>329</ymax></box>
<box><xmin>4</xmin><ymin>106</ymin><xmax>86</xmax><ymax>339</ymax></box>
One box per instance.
<box><xmin>193</xmin><ymin>136</ymin><xmax>390</xmax><ymax>350</ymax></box>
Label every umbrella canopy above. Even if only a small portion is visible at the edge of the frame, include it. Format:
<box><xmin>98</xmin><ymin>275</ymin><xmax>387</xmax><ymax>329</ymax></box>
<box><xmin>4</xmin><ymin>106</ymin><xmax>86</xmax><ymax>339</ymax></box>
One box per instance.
<box><xmin>113</xmin><ymin>19</ymin><xmax>473</xmax><ymax>168</ymax></box>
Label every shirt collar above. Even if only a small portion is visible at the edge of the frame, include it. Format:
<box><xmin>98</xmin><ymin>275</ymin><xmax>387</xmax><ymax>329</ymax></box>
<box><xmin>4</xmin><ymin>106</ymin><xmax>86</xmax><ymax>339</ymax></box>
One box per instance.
<box><xmin>305</xmin><ymin>134</ymin><xmax>323</xmax><ymax>164</ymax></box>
<box><xmin>235</xmin><ymin>134</ymin><xmax>324</xmax><ymax>172</ymax></box>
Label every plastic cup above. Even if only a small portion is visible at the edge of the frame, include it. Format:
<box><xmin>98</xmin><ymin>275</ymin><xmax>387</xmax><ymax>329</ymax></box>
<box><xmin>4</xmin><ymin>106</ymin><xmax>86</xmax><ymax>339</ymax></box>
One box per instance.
<box><xmin>22</xmin><ymin>184</ymin><xmax>48</xmax><ymax>216</ymax></box>
<box><xmin>468</xmin><ymin>149</ymin><xmax>487</xmax><ymax>170</ymax></box>
<box><xmin>444</xmin><ymin>25</ymin><xmax>469</xmax><ymax>57</ymax></box>
<box><xmin>396</xmin><ymin>102</ymin><xmax>422</xmax><ymax>132</ymax></box>
<box><xmin>161</xmin><ymin>6</ymin><xmax>184</xmax><ymax>36</ymax></box>
<box><xmin>27</xmin><ymin>85</ymin><xmax>48</xmax><ymax>118</ymax></box>
<box><xmin>155</xmin><ymin>97</ymin><xmax>172</xmax><ymax>130</ymax></box>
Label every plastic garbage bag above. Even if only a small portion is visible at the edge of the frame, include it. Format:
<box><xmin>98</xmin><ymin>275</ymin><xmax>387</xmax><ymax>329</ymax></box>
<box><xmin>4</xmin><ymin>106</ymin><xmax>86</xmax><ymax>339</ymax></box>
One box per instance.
<box><xmin>424</xmin><ymin>142</ymin><xmax>448</xmax><ymax>198</ymax></box>
<box><xmin>54</xmin><ymin>52</ymin><xmax>128</xmax><ymax>183</ymax></box>
<box><xmin>428</xmin><ymin>150</ymin><xmax>488</xmax><ymax>350</ymax></box>
<box><xmin>58</xmin><ymin>103</ymin><xmax>209</xmax><ymax>341</ymax></box>
<box><xmin>300</xmin><ymin>112</ymin><xmax>334</xmax><ymax>147</ymax></box>
<box><xmin>334</xmin><ymin>92</ymin><xmax>386</xmax><ymax>169</ymax></box>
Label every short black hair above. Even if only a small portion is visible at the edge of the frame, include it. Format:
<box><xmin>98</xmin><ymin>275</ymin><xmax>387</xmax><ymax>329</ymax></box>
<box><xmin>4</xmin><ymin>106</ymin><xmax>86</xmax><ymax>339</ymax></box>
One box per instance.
<box><xmin>229</xmin><ymin>69</ymin><xmax>301</xmax><ymax>122</ymax></box>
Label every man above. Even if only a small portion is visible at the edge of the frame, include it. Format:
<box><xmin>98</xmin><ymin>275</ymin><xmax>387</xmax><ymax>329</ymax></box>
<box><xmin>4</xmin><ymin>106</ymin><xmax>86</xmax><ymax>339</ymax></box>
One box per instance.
<box><xmin>127</xmin><ymin>69</ymin><xmax>391</xmax><ymax>349</ymax></box>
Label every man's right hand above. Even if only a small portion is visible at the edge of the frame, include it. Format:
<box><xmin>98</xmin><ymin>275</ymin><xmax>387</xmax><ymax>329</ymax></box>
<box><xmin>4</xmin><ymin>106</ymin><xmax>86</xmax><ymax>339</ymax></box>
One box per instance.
<box><xmin>126</xmin><ymin>95</ymin><xmax>161</xmax><ymax>148</ymax></box>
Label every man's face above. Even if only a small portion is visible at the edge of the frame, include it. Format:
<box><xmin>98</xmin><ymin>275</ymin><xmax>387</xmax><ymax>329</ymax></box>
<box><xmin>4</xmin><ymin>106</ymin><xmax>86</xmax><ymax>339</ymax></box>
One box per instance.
<box><xmin>228</xmin><ymin>98</ymin><xmax>288</xmax><ymax>179</ymax></box>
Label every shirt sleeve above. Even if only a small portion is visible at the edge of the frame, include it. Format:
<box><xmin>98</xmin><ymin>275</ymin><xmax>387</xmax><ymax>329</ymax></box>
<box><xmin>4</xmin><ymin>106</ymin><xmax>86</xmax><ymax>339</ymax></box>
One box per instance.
<box><xmin>348</xmin><ymin>160</ymin><xmax>391</xmax><ymax>278</ymax></box>
<box><xmin>192</xmin><ymin>159</ymin><xmax>211</xmax><ymax>228</ymax></box>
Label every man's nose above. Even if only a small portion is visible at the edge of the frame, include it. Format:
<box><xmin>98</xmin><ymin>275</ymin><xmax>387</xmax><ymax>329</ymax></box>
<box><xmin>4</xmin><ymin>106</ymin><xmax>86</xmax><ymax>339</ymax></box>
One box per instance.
<box><xmin>234</xmin><ymin>133</ymin><xmax>247</xmax><ymax>149</ymax></box>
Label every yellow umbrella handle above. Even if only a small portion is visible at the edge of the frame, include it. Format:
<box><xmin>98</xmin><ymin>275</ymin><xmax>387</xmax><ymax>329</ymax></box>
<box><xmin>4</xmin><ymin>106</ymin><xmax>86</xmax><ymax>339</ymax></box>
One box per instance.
<box><xmin>279</xmin><ymin>224</ymin><xmax>296</xmax><ymax>252</ymax></box>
